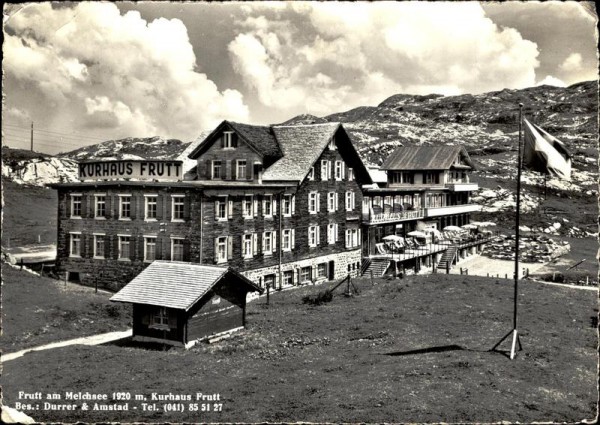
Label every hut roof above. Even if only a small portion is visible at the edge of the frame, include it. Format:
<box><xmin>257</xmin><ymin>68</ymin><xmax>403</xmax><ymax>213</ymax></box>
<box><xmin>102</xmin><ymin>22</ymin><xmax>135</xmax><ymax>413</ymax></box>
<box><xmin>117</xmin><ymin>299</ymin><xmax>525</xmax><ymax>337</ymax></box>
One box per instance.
<box><xmin>110</xmin><ymin>261</ymin><xmax>262</xmax><ymax>311</ymax></box>
<box><xmin>381</xmin><ymin>146</ymin><xmax>474</xmax><ymax>170</ymax></box>
<box><xmin>262</xmin><ymin>122</ymin><xmax>341</xmax><ymax>182</ymax></box>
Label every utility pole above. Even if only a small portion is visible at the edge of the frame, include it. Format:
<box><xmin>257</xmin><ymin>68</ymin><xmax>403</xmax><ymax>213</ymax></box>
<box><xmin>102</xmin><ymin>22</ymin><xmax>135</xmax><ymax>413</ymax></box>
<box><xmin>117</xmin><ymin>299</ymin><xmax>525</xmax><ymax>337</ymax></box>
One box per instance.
<box><xmin>30</xmin><ymin>122</ymin><xmax>34</xmax><ymax>151</ymax></box>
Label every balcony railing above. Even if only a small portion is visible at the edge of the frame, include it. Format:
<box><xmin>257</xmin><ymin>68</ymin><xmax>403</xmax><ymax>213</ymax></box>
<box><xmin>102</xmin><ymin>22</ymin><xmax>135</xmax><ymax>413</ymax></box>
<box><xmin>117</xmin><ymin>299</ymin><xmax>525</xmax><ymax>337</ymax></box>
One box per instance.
<box><xmin>363</xmin><ymin>208</ymin><xmax>425</xmax><ymax>225</ymax></box>
<box><xmin>445</xmin><ymin>182</ymin><xmax>479</xmax><ymax>191</ymax></box>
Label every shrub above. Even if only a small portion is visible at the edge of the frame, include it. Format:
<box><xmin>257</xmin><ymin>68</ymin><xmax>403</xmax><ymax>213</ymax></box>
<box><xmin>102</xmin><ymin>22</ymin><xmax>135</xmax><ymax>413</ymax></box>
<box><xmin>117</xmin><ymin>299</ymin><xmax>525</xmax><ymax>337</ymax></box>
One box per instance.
<box><xmin>302</xmin><ymin>290</ymin><xmax>333</xmax><ymax>306</ymax></box>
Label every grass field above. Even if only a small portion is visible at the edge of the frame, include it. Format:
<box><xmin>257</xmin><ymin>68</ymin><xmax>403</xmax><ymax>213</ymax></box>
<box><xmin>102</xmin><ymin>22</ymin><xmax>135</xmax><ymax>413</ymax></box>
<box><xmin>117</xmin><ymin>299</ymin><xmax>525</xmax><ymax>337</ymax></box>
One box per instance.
<box><xmin>1</xmin><ymin>273</ymin><xmax>596</xmax><ymax>423</ymax></box>
<box><xmin>1</xmin><ymin>266</ymin><xmax>131</xmax><ymax>352</ymax></box>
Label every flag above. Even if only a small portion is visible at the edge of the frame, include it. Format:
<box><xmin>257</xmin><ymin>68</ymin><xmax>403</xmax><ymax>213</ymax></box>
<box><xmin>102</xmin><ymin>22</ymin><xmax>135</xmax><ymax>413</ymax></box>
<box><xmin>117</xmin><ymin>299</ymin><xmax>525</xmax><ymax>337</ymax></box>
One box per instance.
<box><xmin>522</xmin><ymin>119</ymin><xmax>572</xmax><ymax>180</ymax></box>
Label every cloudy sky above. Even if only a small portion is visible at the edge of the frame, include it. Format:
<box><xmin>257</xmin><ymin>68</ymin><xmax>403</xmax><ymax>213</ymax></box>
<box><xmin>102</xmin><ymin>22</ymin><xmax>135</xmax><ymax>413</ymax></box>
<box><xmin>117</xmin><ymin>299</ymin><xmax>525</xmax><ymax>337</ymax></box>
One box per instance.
<box><xmin>3</xmin><ymin>1</ymin><xmax>597</xmax><ymax>154</ymax></box>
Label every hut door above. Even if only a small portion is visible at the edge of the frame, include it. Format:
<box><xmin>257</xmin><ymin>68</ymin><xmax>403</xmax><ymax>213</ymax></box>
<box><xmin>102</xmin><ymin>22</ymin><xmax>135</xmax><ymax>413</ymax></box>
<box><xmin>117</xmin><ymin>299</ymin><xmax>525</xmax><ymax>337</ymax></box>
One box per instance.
<box><xmin>328</xmin><ymin>261</ymin><xmax>335</xmax><ymax>280</ymax></box>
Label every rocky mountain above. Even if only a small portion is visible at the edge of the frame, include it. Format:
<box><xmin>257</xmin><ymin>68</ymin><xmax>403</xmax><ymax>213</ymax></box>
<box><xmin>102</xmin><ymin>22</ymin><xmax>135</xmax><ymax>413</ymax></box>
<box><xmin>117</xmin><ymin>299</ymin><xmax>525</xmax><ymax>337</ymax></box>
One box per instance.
<box><xmin>59</xmin><ymin>136</ymin><xmax>189</xmax><ymax>161</ymax></box>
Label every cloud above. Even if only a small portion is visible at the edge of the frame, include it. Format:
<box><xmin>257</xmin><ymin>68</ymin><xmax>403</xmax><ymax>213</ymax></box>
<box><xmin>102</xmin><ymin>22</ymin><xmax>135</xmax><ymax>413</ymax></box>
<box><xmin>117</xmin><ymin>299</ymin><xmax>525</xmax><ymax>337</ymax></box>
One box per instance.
<box><xmin>559</xmin><ymin>53</ymin><xmax>583</xmax><ymax>72</ymax></box>
<box><xmin>4</xmin><ymin>3</ymin><xmax>249</xmax><ymax>140</ymax></box>
<box><xmin>537</xmin><ymin>75</ymin><xmax>567</xmax><ymax>87</ymax></box>
<box><xmin>228</xmin><ymin>2</ymin><xmax>540</xmax><ymax>118</ymax></box>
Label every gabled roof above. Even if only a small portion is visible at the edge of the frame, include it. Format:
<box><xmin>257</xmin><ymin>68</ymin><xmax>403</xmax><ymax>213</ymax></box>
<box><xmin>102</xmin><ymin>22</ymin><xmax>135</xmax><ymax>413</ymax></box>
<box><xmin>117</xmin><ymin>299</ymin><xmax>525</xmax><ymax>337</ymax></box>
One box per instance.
<box><xmin>110</xmin><ymin>261</ymin><xmax>263</xmax><ymax>311</ymax></box>
<box><xmin>262</xmin><ymin>123</ymin><xmax>341</xmax><ymax>181</ymax></box>
<box><xmin>381</xmin><ymin>146</ymin><xmax>474</xmax><ymax>171</ymax></box>
<box><xmin>188</xmin><ymin>120</ymin><xmax>282</xmax><ymax>160</ymax></box>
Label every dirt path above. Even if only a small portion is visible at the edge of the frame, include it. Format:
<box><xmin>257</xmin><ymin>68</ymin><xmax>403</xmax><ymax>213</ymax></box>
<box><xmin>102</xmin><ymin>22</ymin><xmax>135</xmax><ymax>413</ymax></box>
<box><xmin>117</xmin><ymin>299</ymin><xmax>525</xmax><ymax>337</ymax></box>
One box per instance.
<box><xmin>1</xmin><ymin>329</ymin><xmax>132</xmax><ymax>363</ymax></box>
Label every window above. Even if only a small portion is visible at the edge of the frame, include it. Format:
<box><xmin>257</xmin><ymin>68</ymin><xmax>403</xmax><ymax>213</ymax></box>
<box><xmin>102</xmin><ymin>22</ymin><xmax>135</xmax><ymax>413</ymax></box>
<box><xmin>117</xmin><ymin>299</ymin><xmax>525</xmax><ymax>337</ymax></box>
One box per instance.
<box><xmin>145</xmin><ymin>195</ymin><xmax>158</xmax><ymax>220</ymax></box>
<box><xmin>236</xmin><ymin>160</ymin><xmax>247</xmax><ymax>180</ymax></box>
<box><xmin>403</xmin><ymin>172</ymin><xmax>414</xmax><ymax>184</ymax></box>
<box><xmin>283</xmin><ymin>270</ymin><xmax>294</xmax><ymax>286</ymax></box>
<box><xmin>308</xmin><ymin>191</ymin><xmax>320</xmax><ymax>214</ymax></box>
<box><xmin>171</xmin><ymin>238</ymin><xmax>184</xmax><ymax>261</ymax></box>
<box><xmin>321</xmin><ymin>160</ymin><xmax>331</xmax><ymax>181</ymax></box>
<box><xmin>317</xmin><ymin>263</ymin><xmax>328</xmax><ymax>279</ymax></box>
<box><xmin>242</xmin><ymin>234</ymin><xmax>254</xmax><ymax>259</ymax></box>
<box><xmin>307</xmin><ymin>167</ymin><xmax>315</xmax><ymax>181</ymax></box>
<box><xmin>282</xmin><ymin>229</ymin><xmax>295</xmax><ymax>251</ymax></box>
<box><xmin>215</xmin><ymin>196</ymin><xmax>228</xmax><ymax>220</ymax></box>
<box><xmin>152</xmin><ymin>307</ymin><xmax>169</xmax><ymax>327</ymax></box>
<box><xmin>345</xmin><ymin>228</ymin><xmax>361</xmax><ymax>249</ymax></box>
<box><xmin>222</xmin><ymin>131</ymin><xmax>236</xmax><ymax>149</ymax></box>
<box><xmin>144</xmin><ymin>237</ymin><xmax>157</xmax><ymax>262</ymax></box>
<box><xmin>118</xmin><ymin>235</ymin><xmax>131</xmax><ymax>260</ymax></box>
<box><xmin>93</xmin><ymin>234</ymin><xmax>105</xmax><ymax>259</ymax></box>
<box><xmin>94</xmin><ymin>194</ymin><xmax>106</xmax><ymax>218</ymax></box>
<box><xmin>425</xmin><ymin>172</ymin><xmax>440</xmax><ymax>184</ymax></box>
<box><xmin>282</xmin><ymin>194</ymin><xmax>295</xmax><ymax>217</ymax></box>
<box><xmin>345</xmin><ymin>191</ymin><xmax>356</xmax><ymax>211</ymax></box>
<box><xmin>70</xmin><ymin>194</ymin><xmax>82</xmax><ymax>218</ymax></box>
<box><xmin>70</xmin><ymin>233</ymin><xmax>81</xmax><ymax>257</ymax></box>
<box><xmin>327</xmin><ymin>223</ymin><xmax>338</xmax><ymax>245</ymax></box>
<box><xmin>348</xmin><ymin>168</ymin><xmax>354</xmax><ymax>181</ymax></box>
<box><xmin>243</xmin><ymin>195</ymin><xmax>254</xmax><ymax>219</ymax></box>
<box><xmin>212</xmin><ymin>160</ymin><xmax>222</xmax><ymax>179</ymax></box>
<box><xmin>172</xmin><ymin>195</ymin><xmax>185</xmax><ymax>221</ymax></box>
<box><xmin>264</xmin><ymin>274</ymin><xmax>276</xmax><ymax>289</ymax></box>
<box><xmin>263</xmin><ymin>231</ymin><xmax>274</xmax><ymax>255</ymax></box>
<box><xmin>215</xmin><ymin>236</ymin><xmax>228</xmax><ymax>263</ymax></box>
<box><xmin>263</xmin><ymin>194</ymin><xmax>273</xmax><ymax>217</ymax></box>
<box><xmin>327</xmin><ymin>192</ymin><xmax>338</xmax><ymax>213</ymax></box>
<box><xmin>335</xmin><ymin>161</ymin><xmax>344</xmax><ymax>181</ymax></box>
<box><xmin>119</xmin><ymin>195</ymin><xmax>132</xmax><ymax>219</ymax></box>
<box><xmin>308</xmin><ymin>225</ymin><xmax>320</xmax><ymax>247</ymax></box>
<box><xmin>301</xmin><ymin>266</ymin><xmax>312</xmax><ymax>283</ymax></box>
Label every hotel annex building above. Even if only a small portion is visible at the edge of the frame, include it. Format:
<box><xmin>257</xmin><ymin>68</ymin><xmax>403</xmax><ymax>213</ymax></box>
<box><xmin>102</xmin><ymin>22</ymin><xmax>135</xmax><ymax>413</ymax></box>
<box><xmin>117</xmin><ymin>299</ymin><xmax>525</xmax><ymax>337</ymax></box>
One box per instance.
<box><xmin>51</xmin><ymin>121</ymin><xmax>480</xmax><ymax>290</ymax></box>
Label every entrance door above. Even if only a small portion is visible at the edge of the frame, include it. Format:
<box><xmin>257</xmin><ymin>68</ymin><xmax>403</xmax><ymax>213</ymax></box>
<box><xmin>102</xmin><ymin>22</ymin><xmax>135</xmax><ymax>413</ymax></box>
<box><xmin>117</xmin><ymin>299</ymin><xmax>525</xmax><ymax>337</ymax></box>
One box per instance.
<box><xmin>328</xmin><ymin>261</ymin><xmax>335</xmax><ymax>280</ymax></box>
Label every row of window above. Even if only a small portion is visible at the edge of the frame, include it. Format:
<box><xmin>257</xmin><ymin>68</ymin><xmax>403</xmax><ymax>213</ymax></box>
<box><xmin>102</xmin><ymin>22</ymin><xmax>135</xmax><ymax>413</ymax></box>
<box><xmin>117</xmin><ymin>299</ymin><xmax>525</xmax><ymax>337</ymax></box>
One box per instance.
<box><xmin>210</xmin><ymin>158</ymin><xmax>254</xmax><ymax>180</ymax></box>
<box><xmin>69</xmin><ymin>233</ymin><xmax>186</xmax><ymax>262</ymax></box>
<box><xmin>306</xmin><ymin>160</ymin><xmax>354</xmax><ymax>182</ymax></box>
<box><xmin>261</xmin><ymin>259</ymin><xmax>362</xmax><ymax>288</ymax></box>
<box><xmin>213</xmin><ymin>225</ymin><xmax>361</xmax><ymax>263</ymax></box>
<box><xmin>70</xmin><ymin>193</ymin><xmax>185</xmax><ymax>221</ymax></box>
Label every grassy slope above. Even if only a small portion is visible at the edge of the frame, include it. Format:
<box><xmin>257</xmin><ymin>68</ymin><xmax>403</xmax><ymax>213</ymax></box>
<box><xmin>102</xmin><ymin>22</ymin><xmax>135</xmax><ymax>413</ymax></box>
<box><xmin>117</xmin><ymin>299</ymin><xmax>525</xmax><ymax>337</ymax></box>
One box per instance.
<box><xmin>1</xmin><ymin>275</ymin><xmax>596</xmax><ymax>423</ymax></box>
<box><xmin>1</xmin><ymin>265</ymin><xmax>131</xmax><ymax>351</ymax></box>
<box><xmin>1</xmin><ymin>178</ymin><xmax>58</xmax><ymax>246</ymax></box>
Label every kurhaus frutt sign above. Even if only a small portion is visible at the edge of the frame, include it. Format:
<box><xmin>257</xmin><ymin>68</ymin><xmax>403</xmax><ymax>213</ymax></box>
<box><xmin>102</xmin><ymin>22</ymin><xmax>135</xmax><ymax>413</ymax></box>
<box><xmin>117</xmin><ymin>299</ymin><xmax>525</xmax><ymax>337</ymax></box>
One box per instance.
<box><xmin>79</xmin><ymin>160</ymin><xmax>183</xmax><ymax>181</ymax></box>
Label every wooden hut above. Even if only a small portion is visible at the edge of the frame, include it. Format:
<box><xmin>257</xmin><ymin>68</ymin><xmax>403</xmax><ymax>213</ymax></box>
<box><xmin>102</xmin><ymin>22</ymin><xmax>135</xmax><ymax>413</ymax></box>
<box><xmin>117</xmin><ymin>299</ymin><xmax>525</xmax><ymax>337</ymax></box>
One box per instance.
<box><xmin>111</xmin><ymin>261</ymin><xmax>263</xmax><ymax>348</ymax></box>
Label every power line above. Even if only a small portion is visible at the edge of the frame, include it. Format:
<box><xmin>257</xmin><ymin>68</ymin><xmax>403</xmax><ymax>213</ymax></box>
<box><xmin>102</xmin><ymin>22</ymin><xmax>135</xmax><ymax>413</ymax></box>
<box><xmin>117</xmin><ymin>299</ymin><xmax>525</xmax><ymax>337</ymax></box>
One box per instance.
<box><xmin>3</xmin><ymin>123</ymin><xmax>107</xmax><ymax>143</ymax></box>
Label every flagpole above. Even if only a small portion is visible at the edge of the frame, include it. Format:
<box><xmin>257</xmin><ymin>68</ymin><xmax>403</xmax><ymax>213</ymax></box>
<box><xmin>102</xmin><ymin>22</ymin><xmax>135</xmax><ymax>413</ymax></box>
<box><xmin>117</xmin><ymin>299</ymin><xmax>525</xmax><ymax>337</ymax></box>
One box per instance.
<box><xmin>491</xmin><ymin>103</ymin><xmax>523</xmax><ymax>359</ymax></box>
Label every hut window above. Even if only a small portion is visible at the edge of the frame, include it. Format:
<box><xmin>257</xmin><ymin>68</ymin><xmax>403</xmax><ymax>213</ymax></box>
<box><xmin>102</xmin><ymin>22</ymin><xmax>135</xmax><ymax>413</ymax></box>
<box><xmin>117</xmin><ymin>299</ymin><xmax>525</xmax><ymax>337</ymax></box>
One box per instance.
<box><xmin>264</xmin><ymin>274</ymin><xmax>276</xmax><ymax>289</ymax></box>
<box><xmin>321</xmin><ymin>160</ymin><xmax>331</xmax><ymax>181</ymax></box>
<box><xmin>262</xmin><ymin>231</ymin><xmax>274</xmax><ymax>255</ymax></box>
<box><xmin>144</xmin><ymin>237</ymin><xmax>157</xmax><ymax>262</ymax></box>
<box><xmin>171</xmin><ymin>195</ymin><xmax>185</xmax><ymax>221</ymax></box>
<box><xmin>327</xmin><ymin>223</ymin><xmax>338</xmax><ymax>245</ymax></box>
<box><xmin>308</xmin><ymin>225</ymin><xmax>320</xmax><ymax>247</ymax></box>
<box><xmin>93</xmin><ymin>234</ymin><xmax>105</xmax><ymax>259</ymax></box>
<box><xmin>118</xmin><ymin>236</ymin><xmax>131</xmax><ymax>260</ymax></box>
<box><xmin>335</xmin><ymin>161</ymin><xmax>344</xmax><ymax>181</ymax></box>
<box><xmin>345</xmin><ymin>191</ymin><xmax>356</xmax><ymax>211</ymax></box>
<box><xmin>263</xmin><ymin>194</ymin><xmax>274</xmax><ymax>217</ymax></box>
<box><xmin>69</xmin><ymin>233</ymin><xmax>81</xmax><ymax>257</ymax></box>
<box><xmin>283</xmin><ymin>270</ymin><xmax>294</xmax><ymax>286</ymax></box>
<box><xmin>308</xmin><ymin>192</ymin><xmax>319</xmax><ymax>214</ymax></box>
<box><xmin>282</xmin><ymin>194</ymin><xmax>295</xmax><ymax>217</ymax></box>
<box><xmin>211</xmin><ymin>161</ymin><xmax>222</xmax><ymax>179</ymax></box>
<box><xmin>94</xmin><ymin>194</ymin><xmax>106</xmax><ymax>218</ymax></box>
<box><xmin>243</xmin><ymin>195</ymin><xmax>254</xmax><ymax>219</ymax></box>
<box><xmin>307</xmin><ymin>166</ymin><xmax>315</xmax><ymax>181</ymax></box>
<box><xmin>70</xmin><ymin>194</ymin><xmax>82</xmax><ymax>218</ymax></box>
<box><xmin>236</xmin><ymin>160</ymin><xmax>247</xmax><ymax>180</ymax></box>
<box><xmin>242</xmin><ymin>234</ymin><xmax>254</xmax><ymax>259</ymax></box>
<box><xmin>145</xmin><ymin>195</ymin><xmax>158</xmax><ymax>220</ymax></box>
<box><xmin>348</xmin><ymin>168</ymin><xmax>354</xmax><ymax>181</ymax></box>
<box><xmin>327</xmin><ymin>192</ymin><xmax>338</xmax><ymax>213</ymax></box>
<box><xmin>317</xmin><ymin>263</ymin><xmax>327</xmax><ymax>279</ymax></box>
<box><xmin>345</xmin><ymin>228</ymin><xmax>360</xmax><ymax>249</ymax></box>
<box><xmin>171</xmin><ymin>238</ymin><xmax>184</xmax><ymax>261</ymax></box>
<box><xmin>282</xmin><ymin>228</ymin><xmax>295</xmax><ymax>251</ymax></box>
<box><xmin>119</xmin><ymin>195</ymin><xmax>132</xmax><ymax>220</ymax></box>
<box><xmin>152</xmin><ymin>307</ymin><xmax>169</xmax><ymax>327</ymax></box>
<box><xmin>222</xmin><ymin>131</ymin><xmax>236</xmax><ymax>149</ymax></box>
<box><xmin>215</xmin><ymin>236</ymin><xmax>228</xmax><ymax>263</ymax></box>
<box><xmin>300</xmin><ymin>266</ymin><xmax>312</xmax><ymax>283</ymax></box>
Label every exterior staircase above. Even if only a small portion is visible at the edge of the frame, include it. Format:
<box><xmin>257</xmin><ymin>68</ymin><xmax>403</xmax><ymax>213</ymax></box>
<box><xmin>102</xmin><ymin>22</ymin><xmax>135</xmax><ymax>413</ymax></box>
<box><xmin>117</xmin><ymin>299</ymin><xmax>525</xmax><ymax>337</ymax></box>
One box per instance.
<box><xmin>437</xmin><ymin>245</ymin><xmax>458</xmax><ymax>272</ymax></box>
<box><xmin>363</xmin><ymin>258</ymin><xmax>391</xmax><ymax>277</ymax></box>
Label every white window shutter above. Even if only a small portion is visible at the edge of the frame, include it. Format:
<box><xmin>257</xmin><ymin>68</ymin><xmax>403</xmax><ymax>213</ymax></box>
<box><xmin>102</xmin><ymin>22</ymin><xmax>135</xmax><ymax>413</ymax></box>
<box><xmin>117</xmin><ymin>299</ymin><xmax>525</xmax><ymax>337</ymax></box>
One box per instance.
<box><xmin>228</xmin><ymin>199</ymin><xmax>233</xmax><ymax>219</ymax></box>
<box><xmin>316</xmin><ymin>226</ymin><xmax>320</xmax><ymax>245</ymax></box>
<box><xmin>254</xmin><ymin>197</ymin><xmax>258</xmax><ymax>217</ymax></box>
<box><xmin>335</xmin><ymin>223</ymin><xmax>339</xmax><ymax>242</ymax></box>
<box><xmin>292</xmin><ymin>195</ymin><xmax>296</xmax><ymax>215</ymax></box>
<box><xmin>214</xmin><ymin>237</ymin><xmax>219</xmax><ymax>262</ymax></box>
<box><xmin>252</xmin><ymin>233</ymin><xmax>258</xmax><ymax>255</ymax></box>
<box><xmin>342</xmin><ymin>162</ymin><xmax>345</xmax><ymax>179</ymax></box>
<box><xmin>227</xmin><ymin>236</ymin><xmax>233</xmax><ymax>259</ymax></box>
<box><xmin>261</xmin><ymin>233</ymin><xmax>266</xmax><ymax>254</ymax></box>
<box><xmin>273</xmin><ymin>198</ymin><xmax>277</xmax><ymax>214</ymax></box>
<box><xmin>273</xmin><ymin>231</ymin><xmax>277</xmax><ymax>251</ymax></box>
<box><xmin>335</xmin><ymin>193</ymin><xmax>339</xmax><ymax>211</ymax></box>
<box><xmin>358</xmin><ymin>228</ymin><xmax>362</xmax><ymax>246</ymax></box>
<box><xmin>317</xmin><ymin>193</ymin><xmax>321</xmax><ymax>212</ymax></box>
<box><xmin>214</xmin><ymin>200</ymin><xmax>219</xmax><ymax>219</ymax></box>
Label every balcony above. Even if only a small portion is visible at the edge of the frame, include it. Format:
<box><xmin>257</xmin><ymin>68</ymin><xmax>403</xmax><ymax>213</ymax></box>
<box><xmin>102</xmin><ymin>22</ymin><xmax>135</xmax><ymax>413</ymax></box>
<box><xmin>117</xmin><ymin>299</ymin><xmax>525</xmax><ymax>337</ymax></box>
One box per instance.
<box><xmin>445</xmin><ymin>182</ymin><xmax>479</xmax><ymax>191</ymax></box>
<box><xmin>425</xmin><ymin>204</ymin><xmax>481</xmax><ymax>217</ymax></box>
<box><xmin>363</xmin><ymin>208</ymin><xmax>425</xmax><ymax>225</ymax></box>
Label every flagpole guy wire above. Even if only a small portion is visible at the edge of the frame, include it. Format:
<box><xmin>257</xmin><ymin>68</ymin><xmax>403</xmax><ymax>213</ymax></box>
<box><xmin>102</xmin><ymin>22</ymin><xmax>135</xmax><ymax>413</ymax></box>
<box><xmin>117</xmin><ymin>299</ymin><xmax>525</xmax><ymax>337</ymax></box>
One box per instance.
<box><xmin>491</xmin><ymin>103</ymin><xmax>524</xmax><ymax>359</ymax></box>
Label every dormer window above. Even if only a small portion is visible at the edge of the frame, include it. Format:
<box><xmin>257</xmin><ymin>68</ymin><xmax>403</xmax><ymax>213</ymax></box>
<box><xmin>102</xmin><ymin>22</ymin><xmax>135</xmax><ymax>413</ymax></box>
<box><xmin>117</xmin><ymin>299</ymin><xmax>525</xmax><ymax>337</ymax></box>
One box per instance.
<box><xmin>222</xmin><ymin>131</ymin><xmax>236</xmax><ymax>149</ymax></box>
